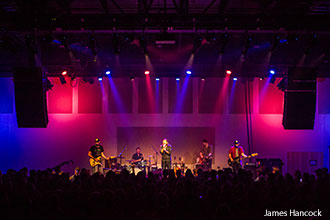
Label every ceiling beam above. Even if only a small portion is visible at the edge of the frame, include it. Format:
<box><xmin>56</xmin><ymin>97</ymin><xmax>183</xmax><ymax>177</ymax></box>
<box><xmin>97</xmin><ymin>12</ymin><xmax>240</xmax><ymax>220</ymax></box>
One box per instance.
<box><xmin>110</xmin><ymin>0</ymin><xmax>125</xmax><ymax>14</ymax></box>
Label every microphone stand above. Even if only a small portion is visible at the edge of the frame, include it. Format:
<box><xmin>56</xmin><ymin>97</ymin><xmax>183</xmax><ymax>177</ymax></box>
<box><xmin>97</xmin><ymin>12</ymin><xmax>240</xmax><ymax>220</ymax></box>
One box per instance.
<box><xmin>118</xmin><ymin>146</ymin><xmax>127</xmax><ymax>166</ymax></box>
<box><xmin>151</xmin><ymin>145</ymin><xmax>159</xmax><ymax>169</ymax></box>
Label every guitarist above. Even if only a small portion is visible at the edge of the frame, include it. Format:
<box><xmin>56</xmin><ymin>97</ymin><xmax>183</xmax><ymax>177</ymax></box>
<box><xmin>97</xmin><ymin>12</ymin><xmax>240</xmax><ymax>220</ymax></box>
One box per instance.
<box><xmin>201</xmin><ymin>139</ymin><xmax>213</xmax><ymax>170</ymax></box>
<box><xmin>88</xmin><ymin>138</ymin><xmax>109</xmax><ymax>174</ymax></box>
<box><xmin>228</xmin><ymin>140</ymin><xmax>247</xmax><ymax>173</ymax></box>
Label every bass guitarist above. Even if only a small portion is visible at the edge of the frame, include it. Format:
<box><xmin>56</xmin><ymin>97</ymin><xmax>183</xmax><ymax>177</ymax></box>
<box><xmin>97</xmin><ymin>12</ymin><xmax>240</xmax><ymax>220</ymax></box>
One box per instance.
<box><xmin>228</xmin><ymin>140</ymin><xmax>247</xmax><ymax>173</ymax></box>
<box><xmin>201</xmin><ymin>139</ymin><xmax>213</xmax><ymax>170</ymax></box>
<box><xmin>88</xmin><ymin>138</ymin><xmax>109</xmax><ymax>174</ymax></box>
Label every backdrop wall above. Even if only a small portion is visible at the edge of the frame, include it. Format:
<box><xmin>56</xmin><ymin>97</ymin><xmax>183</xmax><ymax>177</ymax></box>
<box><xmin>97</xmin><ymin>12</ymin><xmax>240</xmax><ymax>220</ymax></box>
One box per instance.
<box><xmin>0</xmin><ymin>77</ymin><xmax>329</xmax><ymax>173</ymax></box>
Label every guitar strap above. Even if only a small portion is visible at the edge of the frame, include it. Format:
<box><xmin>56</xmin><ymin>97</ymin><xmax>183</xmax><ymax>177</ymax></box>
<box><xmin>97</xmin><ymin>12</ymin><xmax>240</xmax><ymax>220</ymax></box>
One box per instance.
<box><xmin>235</xmin><ymin>148</ymin><xmax>239</xmax><ymax>158</ymax></box>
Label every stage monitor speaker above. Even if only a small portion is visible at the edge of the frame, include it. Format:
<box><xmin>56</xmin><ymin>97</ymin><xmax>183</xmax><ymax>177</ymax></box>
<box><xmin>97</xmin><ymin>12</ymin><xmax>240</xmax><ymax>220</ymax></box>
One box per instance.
<box><xmin>13</xmin><ymin>67</ymin><xmax>48</xmax><ymax>128</ymax></box>
<box><xmin>282</xmin><ymin>67</ymin><xmax>316</xmax><ymax>129</ymax></box>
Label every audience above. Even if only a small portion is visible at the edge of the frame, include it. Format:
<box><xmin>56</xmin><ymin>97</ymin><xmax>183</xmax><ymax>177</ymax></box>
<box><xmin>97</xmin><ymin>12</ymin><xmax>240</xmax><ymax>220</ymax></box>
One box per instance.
<box><xmin>0</xmin><ymin>166</ymin><xmax>328</xmax><ymax>220</ymax></box>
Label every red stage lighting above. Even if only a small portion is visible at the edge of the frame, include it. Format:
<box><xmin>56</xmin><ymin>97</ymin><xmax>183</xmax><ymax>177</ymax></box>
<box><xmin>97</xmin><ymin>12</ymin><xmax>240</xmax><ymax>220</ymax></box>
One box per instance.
<box><xmin>226</xmin><ymin>70</ymin><xmax>232</xmax><ymax>75</ymax></box>
<box><xmin>62</xmin><ymin>71</ymin><xmax>67</xmax><ymax>76</ymax></box>
<box><xmin>144</xmin><ymin>70</ymin><xmax>150</xmax><ymax>75</ymax></box>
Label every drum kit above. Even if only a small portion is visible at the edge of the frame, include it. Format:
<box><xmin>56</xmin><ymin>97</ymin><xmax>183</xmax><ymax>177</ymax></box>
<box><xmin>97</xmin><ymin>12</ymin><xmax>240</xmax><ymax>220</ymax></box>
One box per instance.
<box><xmin>125</xmin><ymin>155</ymin><xmax>155</xmax><ymax>174</ymax></box>
<box><xmin>105</xmin><ymin>153</ymin><xmax>157</xmax><ymax>175</ymax></box>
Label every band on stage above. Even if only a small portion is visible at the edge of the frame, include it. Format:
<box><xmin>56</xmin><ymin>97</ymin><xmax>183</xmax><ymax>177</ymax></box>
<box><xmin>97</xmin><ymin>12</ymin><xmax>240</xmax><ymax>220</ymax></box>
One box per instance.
<box><xmin>88</xmin><ymin>138</ymin><xmax>257</xmax><ymax>174</ymax></box>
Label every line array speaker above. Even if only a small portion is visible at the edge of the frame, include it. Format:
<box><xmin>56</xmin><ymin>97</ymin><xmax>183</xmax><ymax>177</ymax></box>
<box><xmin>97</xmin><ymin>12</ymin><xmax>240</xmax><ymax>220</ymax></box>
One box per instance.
<box><xmin>13</xmin><ymin>67</ymin><xmax>48</xmax><ymax>128</ymax></box>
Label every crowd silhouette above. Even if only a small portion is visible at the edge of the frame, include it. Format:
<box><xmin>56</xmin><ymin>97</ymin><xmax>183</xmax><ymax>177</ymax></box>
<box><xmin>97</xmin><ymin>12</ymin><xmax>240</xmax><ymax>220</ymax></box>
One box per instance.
<box><xmin>0</xmin><ymin>167</ymin><xmax>329</xmax><ymax>220</ymax></box>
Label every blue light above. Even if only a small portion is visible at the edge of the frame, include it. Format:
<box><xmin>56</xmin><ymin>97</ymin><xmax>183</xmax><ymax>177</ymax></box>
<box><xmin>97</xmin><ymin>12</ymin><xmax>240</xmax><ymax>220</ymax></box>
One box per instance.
<box><xmin>98</xmin><ymin>77</ymin><xmax>103</xmax><ymax>81</ymax></box>
<box><xmin>176</xmin><ymin>78</ymin><xmax>180</xmax><ymax>81</ymax></box>
<box><xmin>233</xmin><ymin>77</ymin><xmax>238</xmax><ymax>81</ymax></box>
<box><xmin>269</xmin><ymin>69</ymin><xmax>276</xmax><ymax>75</ymax></box>
<box><xmin>105</xmin><ymin>70</ymin><xmax>111</xmax><ymax>75</ymax></box>
<box><xmin>186</xmin><ymin>70</ymin><xmax>192</xmax><ymax>75</ymax></box>
<box><xmin>52</xmin><ymin>39</ymin><xmax>61</xmax><ymax>44</ymax></box>
<box><xmin>156</xmin><ymin>78</ymin><xmax>160</xmax><ymax>81</ymax></box>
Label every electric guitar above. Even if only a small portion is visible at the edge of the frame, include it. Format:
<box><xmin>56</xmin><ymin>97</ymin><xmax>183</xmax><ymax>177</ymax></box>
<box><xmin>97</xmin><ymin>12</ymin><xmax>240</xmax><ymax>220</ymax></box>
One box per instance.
<box><xmin>90</xmin><ymin>156</ymin><xmax>103</xmax><ymax>167</ymax></box>
<box><xmin>228</xmin><ymin>153</ymin><xmax>258</xmax><ymax>167</ymax></box>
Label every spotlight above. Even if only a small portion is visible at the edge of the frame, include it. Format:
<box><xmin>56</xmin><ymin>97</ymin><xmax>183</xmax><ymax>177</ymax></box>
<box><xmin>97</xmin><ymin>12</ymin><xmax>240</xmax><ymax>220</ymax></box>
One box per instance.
<box><xmin>186</xmin><ymin>70</ymin><xmax>192</xmax><ymax>75</ymax></box>
<box><xmin>269</xmin><ymin>69</ymin><xmax>276</xmax><ymax>75</ymax></box>
<box><xmin>226</xmin><ymin>70</ymin><xmax>232</xmax><ymax>75</ymax></box>
<box><xmin>270</xmin><ymin>76</ymin><xmax>276</xmax><ymax>84</ymax></box>
<box><xmin>233</xmin><ymin>77</ymin><xmax>238</xmax><ymax>81</ymax></box>
<box><xmin>82</xmin><ymin>77</ymin><xmax>94</xmax><ymax>84</ymax></box>
<box><xmin>259</xmin><ymin>77</ymin><xmax>264</xmax><ymax>81</ymax></box>
<box><xmin>201</xmin><ymin>77</ymin><xmax>206</xmax><ymax>81</ymax></box>
<box><xmin>145</xmin><ymin>70</ymin><xmax>150</xmax><ymax>75</ymax></box>
<box><xmin>156</xmin><ymin>78</ymin><xmax>160</xmax><ymax>81</ymax></box>
<box><xmin>277</xmin><ymin>76</ymin><xmax>287</xmax><ymax>92</ymax></box>
<box><xmin>45</xmin><ymin>78</ymin><xmax>54</xmax><ymax>91</ymax></box>
<box><xmin>62</xmin><ymin>70</ymin><xmax>67</xmax><ymax>76</ymax></box>
<box><xmin>176</xmin><ymin>78</ymin><xmax>180</xmax><ymax>81</ymax></box>
<box><xmin>130</xmin><ymin>77</ymin><xmax>135</xmax><ymax>81</ymax></box>
<box><xmin>105</xmin><ymin>70</ymin><xmax>111</xmax><ymax>75</ymax></box>
<box><xmin>59</xmin><ymin>76</ymin><xmax>66</xmax><ymax>84</ymax></box>
<box><xmin>98</xmin><ymin>77</ymin><xmax>103</xmax><ymax>81</ymax></box>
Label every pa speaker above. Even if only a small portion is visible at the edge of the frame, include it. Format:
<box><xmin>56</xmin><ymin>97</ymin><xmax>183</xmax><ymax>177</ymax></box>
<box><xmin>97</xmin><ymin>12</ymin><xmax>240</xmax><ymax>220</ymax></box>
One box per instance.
<box><xmin>13</xmin><ymin>67</ymin><xmax>48</xmax><ymax>128</ymax></box>
<box><xmin>282</xmin><ymin>67</ymin><xmax>316</xmax><ymax>129</ymax></box>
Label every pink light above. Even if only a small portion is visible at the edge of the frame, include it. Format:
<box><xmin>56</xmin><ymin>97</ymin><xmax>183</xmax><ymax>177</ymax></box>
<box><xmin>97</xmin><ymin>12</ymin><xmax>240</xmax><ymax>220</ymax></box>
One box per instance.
<box><xmin>145</xmin><ymin>70</ymin><xmax>150</xmax><ymax>75</ymax></box>
<box><xmin>226</xmin><ymin>70</ymin><xmax>232</xmax><ymax>75</ymax></box>
<box><xmin>62</xmin><ymin>71</ymin><xmax>67</xmax><ymax>76</ymax></box>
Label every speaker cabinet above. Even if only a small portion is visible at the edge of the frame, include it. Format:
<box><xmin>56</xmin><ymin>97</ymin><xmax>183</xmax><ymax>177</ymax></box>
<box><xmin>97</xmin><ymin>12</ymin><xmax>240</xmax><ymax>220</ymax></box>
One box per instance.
<box><xmin>282</xmin><ymin>67</ymin><xmax>316</xmax><ymax>129</ymax></box>
<box><xmin>13</xmin><ymin>67</ymin><xmax>48</xmax><ymax>128</ymax></box>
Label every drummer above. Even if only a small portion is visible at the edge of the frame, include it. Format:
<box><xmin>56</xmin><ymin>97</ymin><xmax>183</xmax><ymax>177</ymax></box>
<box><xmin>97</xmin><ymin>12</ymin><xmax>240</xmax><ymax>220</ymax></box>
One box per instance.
<box><xmin>131</xmin><ymin>147</ymin><xmax>144</xmax><ymax>168</ymax></box>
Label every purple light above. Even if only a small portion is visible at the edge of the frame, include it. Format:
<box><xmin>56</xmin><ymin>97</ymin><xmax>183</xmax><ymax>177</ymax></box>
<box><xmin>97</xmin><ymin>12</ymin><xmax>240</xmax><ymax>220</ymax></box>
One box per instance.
<box><xmin>269</xmin><ymin>69</ymin><xmax>276</xmax><ymax>75</ymax></box>
<box><xmin>105</xmin><ymin>70</ymin><xmax>111</xmax><ymax>75</ymax></box>
<box><xmin>186</xmin><ymin>70</ymin><xmax>192</xmax><ymax>75</ymax></box>
<box><xmin>156</xmin><ymin>78</ymin><xmax>160</xmax><ymax>81</ymax></box>
<box><xmin>176</xmin><ymin>78</ymin><xmax>180</xmax><ymax>81</ymax></box>
<box><xmin>98</xmin><ymin>77</ymin><xmax>103</xmax><ymax>81</ymax></box>
<box><xmin>233</xmin><ymin>77</ymin><xmax>238</xmax><ymax>81</ymax></box>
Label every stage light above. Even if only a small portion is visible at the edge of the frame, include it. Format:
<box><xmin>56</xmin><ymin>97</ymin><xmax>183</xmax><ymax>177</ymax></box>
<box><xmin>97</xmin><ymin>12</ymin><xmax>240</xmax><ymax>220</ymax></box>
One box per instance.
<box><xmin>45</xmin><ymin>78</ymin><xmax>54</xmax><ymax>91</ymax></box>
<box><xmin>269</xmin><ymin>69</ymin><xmax>276</xmax><ymax>75</ymax></box>
<box><xmin>82</xmin><ymin>77</ymin><xmax>94</xmax><ymax>84</ymax></box>
<box><xmin>62</xmin><ymin>70</ymin><xmax>67</xmax><ymax>76</ymax></box>
<box><xmin>186</xmin><ymin>70</ymin><xmax>192</xmax><ymax>75</ymax></box>
<box><xmin>233</xmin><ymin>77</ymin><xmax>238</xmax><ymax>81</ymax></box>
<box><xmin>226</xmin><ymin>70</ymin><xmax>232</xmax><ymax>75</ymax></box>
<box><xmin>270</xmin><ymin>76</ymin><xmax>276</xmax><ymax>84</ymax></box>
<box><xmin>59</xmin><ymin>76</ymin><xmax>66</xmax><ymax>84</ymax></box>
<box><xmin>145</xmin><ymin>70</ymin><xmax>150</xmax><ymax>75</ymax></box>
<box><xmin>259</xmin><ymin>77</ymin><xmax>264</xmax><ymax>81</ymax></box>
<box><xmin>201</xmin><ymin>77</ymin><xmax>206</xmax><ymax>81</ymax></box>
<box><xmin>105</xmin><ymin>70</ymin><xmax>111</xmax><ymax>75</ymax></box>
<box><xmin>98</xmin><ymin>77</ymin><xmax>103</xmax><ymax>81</ymax></box>
<box><xmin>156</xmin><ymin>78</ymin><xmax>160</xmax><ymax>81</ymax></box>
<box><xmin>277</xmin><ymin>76</ymin><xmax>288</xmax><ymax>92</ymax></box>
<box><xmin>176</xmin><ymin>78</ymin><xmax>180</xmax><ymax>81</ymax></box>
<box><xmin>130</xmin><ymin>77</ymin><xmax>135</xmax><ymax>81</ymax></box>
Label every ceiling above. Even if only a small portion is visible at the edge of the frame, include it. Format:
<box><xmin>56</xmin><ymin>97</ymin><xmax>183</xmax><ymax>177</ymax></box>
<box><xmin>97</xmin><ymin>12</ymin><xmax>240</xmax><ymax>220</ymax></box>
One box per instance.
<box><xmin>0</xmin><ymin>0</ymin><xmax>330</xmax><ymax>78</ymax></box>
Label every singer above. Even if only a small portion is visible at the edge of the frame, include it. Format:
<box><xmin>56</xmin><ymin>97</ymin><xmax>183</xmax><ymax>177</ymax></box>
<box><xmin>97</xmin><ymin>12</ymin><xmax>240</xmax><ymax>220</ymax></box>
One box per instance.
<box><xmin>160</xmin><ymin>138</ymin><xmax>172</xmax><ymax>170</ymax></box>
